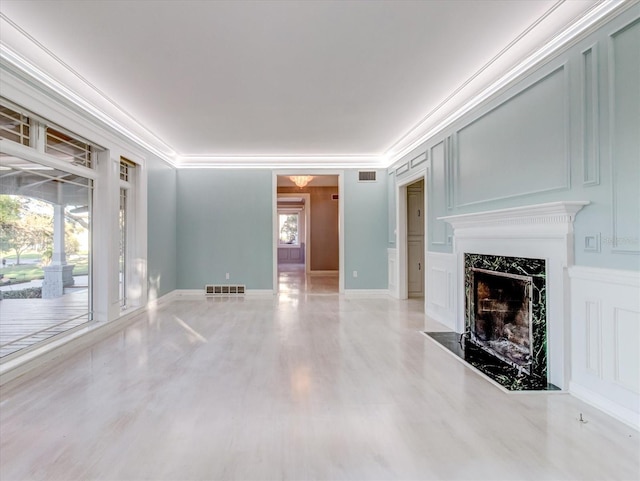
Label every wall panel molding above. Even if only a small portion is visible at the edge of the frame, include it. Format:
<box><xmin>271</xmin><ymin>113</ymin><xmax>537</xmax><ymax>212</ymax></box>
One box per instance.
<box><xmin>410</xmin><ymin>151</ymin><xmax>427</xmax><ymax>168</ymax></box>
<box><xmin>429</xmin><ymin>141</ymin><xmax>448</xmax><ymax>245</ymax></box>
<box><xmin>613</xmin><ymin>307</ymin><xmax>640</xmax><ymax>392</ymax></box>
<box><xmin>608</xmin><ymin>19</ymin><xmax>640</xmax><ymax>255</ymax></box>
<box><xmin>582</xmin><ymin>44</ymin><xmax>601</xmax><ymax>186</ymax></box>
<box><xmin>425</xmin><ymin>252</ymin><xmax>456</xmax><ymax>330</ymax></box>
<box><xmin>395</xmin><ymin>162</ymin><xmax>410</xmax><ymax>176</ymax></box>
<box><xmin>454</xmin><ymin>65</ymin><xmax>571</xmax><ymax>208</ymax></box>
<box><xmin>569</xmin><ymin>265</ymin><xmax>640</xmax><ymax>429</ymax></box>
<box><xmin>585</xmin><ymin>300</ymin><xmax>602</xmax><ymax>376</ymax></box>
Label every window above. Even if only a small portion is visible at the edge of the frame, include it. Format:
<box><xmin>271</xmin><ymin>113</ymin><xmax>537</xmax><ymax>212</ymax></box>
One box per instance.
<box><xmin>279</xmin><ymin>213</ymin><xmax>299</xmax><ymax>245</ymax></box>
<box><xmin>118</xmin><ymin>157</ymin><xmax>135</xmax><ymax>310</ymax></box>
<box><xmin>0</xmin><ymin>157</ymin><xmax>92</xmax><ymax>358</ymax></box>
<box><xmin>46</xmin><ymin>127</ymin><xmax>93</xmax><ymax>168</ymax></box>
<box><xmin>0</xmin><ymin>104</ymin><xmax>30</xmax><ymax>146</ymax></box>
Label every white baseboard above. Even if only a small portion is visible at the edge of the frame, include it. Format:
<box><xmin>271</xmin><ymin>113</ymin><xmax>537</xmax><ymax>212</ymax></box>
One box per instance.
<box><xmin>343</xmin><ymin>289</ymin><xmax>390</xmax><ymax>298</ymax></box>
<box><xmin>175</xmin><ymin>288</ymin><xmax>274</xmax><ymax>297</ymax></box>
<box><xmin>146</xmin><ymin>289</ymin><xmax>177</xmax><ymax>309</ymax></box>
<box><xmin>245</xmin><ymin>289</ymin><xmax>275</xmax><ymax>296</ymax></box>
<box><xmin>570</xmin><ymin>381</ymin><xmax>640</xmax><ymax>431</ymax></box>
<box><xmin>173</xmin><ymin>289</ymin><xmax>203</xmax><ymax>298</ymax></box>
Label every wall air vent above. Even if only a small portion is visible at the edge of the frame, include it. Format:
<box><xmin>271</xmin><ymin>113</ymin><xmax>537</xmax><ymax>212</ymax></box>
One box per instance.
<box><xmin>205</xmin><ymin>285</ymin><xmax>246</xmax><ymax>296</ymax></box>
<box><xmin>358</xmin><ymin>171</ymin><xmax>377</xmax><ymax>182</ymax></box>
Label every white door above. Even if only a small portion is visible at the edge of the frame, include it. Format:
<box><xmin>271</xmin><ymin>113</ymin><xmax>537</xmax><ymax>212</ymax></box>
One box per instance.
<box><xmin>407</xmin><ymin>180</ymin><xmax>424</xmax><ymax>297</ymax></box>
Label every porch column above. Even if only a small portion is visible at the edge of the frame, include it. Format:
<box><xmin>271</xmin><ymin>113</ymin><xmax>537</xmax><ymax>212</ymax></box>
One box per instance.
<box><xmin>42</xmin><ymin>203</ymin><xmax>75</xmax><ymax>298</ymax></box>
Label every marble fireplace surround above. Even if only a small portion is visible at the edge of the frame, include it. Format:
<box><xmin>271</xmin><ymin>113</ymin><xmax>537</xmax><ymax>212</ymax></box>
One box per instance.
<box><xmin>440</xmin><ymin>201</ymin><xmax>589</xmax><ymax>390</ymax></box>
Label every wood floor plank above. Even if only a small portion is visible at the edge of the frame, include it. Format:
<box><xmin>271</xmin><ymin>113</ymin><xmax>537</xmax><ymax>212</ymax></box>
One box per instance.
<box><xmin>0</xmin><ymin>273</ymin><xmax>637</xmax><ymax>480</ymax></box>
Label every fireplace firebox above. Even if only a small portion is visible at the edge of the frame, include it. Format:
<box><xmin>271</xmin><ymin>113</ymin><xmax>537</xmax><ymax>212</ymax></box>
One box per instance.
<box><xmin>464</xmin><ymin>253</ymin><xmax>551</xmax><ymax>390</ymax></box>
<box><xmin>470</xmin><ymin>268</ymin><xmax>533</xmax><ymax>374</ymax></box>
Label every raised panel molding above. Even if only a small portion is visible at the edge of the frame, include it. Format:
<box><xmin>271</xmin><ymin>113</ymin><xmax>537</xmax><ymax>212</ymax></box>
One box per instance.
<box><xmin>609</xmin><ymin>19</ymin><xmax>640</xmax><ymax>255</ymax></box>
<box><xmin>585</xmin><ymin>300</ymin><xmax>602</xmax><ymax>376</ymax></box>
<box><xmin>395</xmin><ymin>162</ymin><xmax>410</xmax><ymax>176</ymax></box>
<box><xmin>429</xmin><ymin>141</ymin><xmax>448</xmax><ymax>245</ymax></box>
<box><xmin>613</xmin><ymin>308</ymin><xmax>640</xmax><ymax>392</ymax></box>
<box><xmin>410</xmin><ymin>151</ymin><xmax>427</xmax><ymax>168</ymax></box>
<box><xmin>430</xmin><ymin>267</ymin><xmax>447</xmax><ymax>308</ymax></box>
<box><xmin>454</xmin><ymin>65</ymin><xmax>570</xmax><ymax>208</ymax></box>
<box><xmin>425</xmin><ymin>252</ymin><xmax>456</xmax><ymax>330</ymax></box>
<box><xmin>445</xmin><ymin>135</ymin><xmax>454</xmax><ymax>210</ymax></box>
<box><xmin>569</xmin><ymin>265</ymin><xmax>640</xmax><ymax>429</ymax></box>
<box><xmin>582</xmin><ymin>44</ymin><xmax>600</xmax><ymax>186</ymax></box>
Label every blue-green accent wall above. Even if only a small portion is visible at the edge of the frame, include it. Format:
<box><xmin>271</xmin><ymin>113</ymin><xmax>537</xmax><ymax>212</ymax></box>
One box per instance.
<box><xmin>147</xmin><ymin>155</ymin><xmax>178</xmax><ymax>298</ymax></box>
<box><xmin>344</xmin><ymin>169</ymin><xmax>388</xmax><ymax>289</ymax></box>
<box><xmin>176</xmin><ymin>169</ymin><xmax>273</xmax><ymax>289</ymax></box>
<box><xmin>389</xmin><ymin>7</ymin><xmax>640</xmax><ymax>271</ymax></box>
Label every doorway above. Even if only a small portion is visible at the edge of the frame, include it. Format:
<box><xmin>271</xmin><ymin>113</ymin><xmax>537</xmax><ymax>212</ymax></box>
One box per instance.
<box><xmin>396</xmin><ymin>171</ymin><xmax>427</xmax><ymax>306</ymax></box>
<box><xmin>273</xmin><ymin>174</ymin><xmax>342</xmax><ymax>294</ymax></box>
<box><xmin>407</xmin><ymin>179</ymin><xmax>424</xmax><ymax>298</ymax></box>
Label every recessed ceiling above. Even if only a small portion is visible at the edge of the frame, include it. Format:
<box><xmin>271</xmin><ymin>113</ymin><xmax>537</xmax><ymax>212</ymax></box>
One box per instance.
<box><xmin>0</xmin><ymin>0</ymin><xmax>604</xmax><ymax>167</ymax></box>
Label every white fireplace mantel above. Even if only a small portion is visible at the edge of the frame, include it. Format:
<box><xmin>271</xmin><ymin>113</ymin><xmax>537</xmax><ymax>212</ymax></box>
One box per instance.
<box><xmin>438</xmin><ymin>201</ymin><xmax>590</xmax><ymax>391</ymax></box>
<box><xmin>438</xmin><ymin>201</ymin><xmax>590</xmax><ymax>232</ymax></box>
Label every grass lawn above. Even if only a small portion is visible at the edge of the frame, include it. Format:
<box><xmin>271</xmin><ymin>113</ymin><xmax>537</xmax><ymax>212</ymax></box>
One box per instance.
<box><xmin>1</xmin><ymin>253</ymin><xmax>89</xmax><ymax>285</ymax></box>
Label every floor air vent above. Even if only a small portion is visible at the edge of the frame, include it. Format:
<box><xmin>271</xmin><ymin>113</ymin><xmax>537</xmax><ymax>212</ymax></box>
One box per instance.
<box><xmin>205</xmin><ymin>284</ymin><xmax>246</xmax><ymax>296</ymax></box>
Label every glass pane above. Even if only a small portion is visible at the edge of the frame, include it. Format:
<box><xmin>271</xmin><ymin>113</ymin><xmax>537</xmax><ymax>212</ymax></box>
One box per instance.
<box><xmin>119</xmin><ymin>188</ymin><xmax>127</xmax><ymax>308</ymax></box>
<box><xmin>279</xmin><ymin>213</ymin><xmax>299</xmax><ymax>245</ymax></box>
<box><xmin>0</xmin><ymin>159</ymin><xmax>92</xmax><ymax>358</ymax></box>
<box><xmin>45</xmin><ymin>127</ymin><xmax>93</xmax><ymax>168</ymax></box>
<box><xmin>0</xmin><ymin>105</ymin><xmax>30</xmax><ymax>146</ymax></box>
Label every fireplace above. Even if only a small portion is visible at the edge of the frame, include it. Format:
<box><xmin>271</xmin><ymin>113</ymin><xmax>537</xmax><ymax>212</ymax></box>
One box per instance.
<box><xmin>435</xmin><ymin>201</ymin><xmax>589</xmax><ymax>391</ymax></box>
<box><xmin>470</xmin><ymin>268</ymin><xmax>533</xmax><ymax>374</ymax></box>
<box><xmin>464</xmin><ymin>253</ymin><xmax>548</xmax><ymax>389</ymax></box>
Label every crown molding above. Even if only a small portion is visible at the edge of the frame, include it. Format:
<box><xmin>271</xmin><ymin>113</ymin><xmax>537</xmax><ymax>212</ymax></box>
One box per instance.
<box><xmin>0</xmin><ymin>2</ymin><xmax>633</xmax><ymax>170</ymax></box>
<box><xmin>384</xmin><ymin>0</ymin><xmax>632</xmax><ymax>168</ymax></box>
<box><xmin>177</xmin><ymin>154</ymin><xmax>386</xmax><ymax>169</ymax></box>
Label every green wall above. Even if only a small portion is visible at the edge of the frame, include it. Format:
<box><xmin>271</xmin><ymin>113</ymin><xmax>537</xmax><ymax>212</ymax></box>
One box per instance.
<box><xmin>173</xmin><ymin>169</ymin><xmax>389</xmax><ymax>291</ymax></box>
<box><xmin>344</xmin><ymin>169</ymin><xmax>388</xmax><ymax>289</ymax></box>
<box><xmin>147</xmin><ymin>154</ymin><xmax>178</xmax><ymax>298</ymax></box>
<box><xmin>176</xmin><ymin>169</ymin><xmax>274</xmax><ymax>289</ymax></box>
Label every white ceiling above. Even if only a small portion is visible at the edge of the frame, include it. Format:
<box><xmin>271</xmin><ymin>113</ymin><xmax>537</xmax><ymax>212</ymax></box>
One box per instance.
<box><xmin>0</xmin><ymin>0</ymin><xmax>606</xmax><ymax>167</ymax></box>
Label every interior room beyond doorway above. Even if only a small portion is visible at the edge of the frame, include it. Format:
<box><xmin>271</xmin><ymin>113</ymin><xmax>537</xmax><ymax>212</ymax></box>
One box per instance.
<box><xmin>277</xmin><ymin>175</ymin><xmax>339</xmax><ymax>294</ymax></box>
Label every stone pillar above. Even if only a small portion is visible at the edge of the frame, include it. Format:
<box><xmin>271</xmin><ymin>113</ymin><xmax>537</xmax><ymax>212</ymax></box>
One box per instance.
<box><xmin>42</xmin><ymin>204</ymin><xmax>74</xmax><ymax>298</ymax></box>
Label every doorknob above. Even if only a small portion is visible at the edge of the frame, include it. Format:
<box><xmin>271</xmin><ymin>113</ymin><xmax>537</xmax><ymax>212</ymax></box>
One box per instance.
<box><xmin>418</xmin><ymin>262</ymin><xmax>421</xmax><ymax>270</ymax></box>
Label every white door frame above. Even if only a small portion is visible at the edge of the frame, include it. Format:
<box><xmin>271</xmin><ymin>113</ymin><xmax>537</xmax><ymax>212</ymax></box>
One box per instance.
<box><xmin>272</xmin><ymin>171</ymin><xmax>344</xmax><ymax>294</ymax></box>
<box><xmin>396</xmin><ymin>168</ymin><xmax>427</xmax><ymax>303</ymax></box>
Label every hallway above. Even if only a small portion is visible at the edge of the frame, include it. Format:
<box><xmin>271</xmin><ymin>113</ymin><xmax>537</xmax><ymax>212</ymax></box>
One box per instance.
<box><xmin>278</xmin><ymin>263</ymin><xmax>338</xmax><ymax>294</ymax></box>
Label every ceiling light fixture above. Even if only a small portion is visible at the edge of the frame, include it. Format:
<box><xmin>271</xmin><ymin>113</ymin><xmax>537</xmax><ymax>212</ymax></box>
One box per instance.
<box><xmin>290</xmin><ymin>175</ymin><xmax>314</xmax><ymax>188</ymax></box>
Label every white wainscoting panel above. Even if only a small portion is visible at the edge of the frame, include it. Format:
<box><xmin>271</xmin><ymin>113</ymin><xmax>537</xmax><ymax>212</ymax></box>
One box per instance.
<box><xmin>569</xmin><ymin>266</ymin><xmax>640</xmax><ymax>429</ymax></box>
<box><xmin>388</xmin><ymin>248</ymin><xmax>398</xmax><ymax>298</ymax></box>
<box><xmin>425</xmin><ymin>252</ymin><xmax>456</xmax><ymax>331</ymax></box>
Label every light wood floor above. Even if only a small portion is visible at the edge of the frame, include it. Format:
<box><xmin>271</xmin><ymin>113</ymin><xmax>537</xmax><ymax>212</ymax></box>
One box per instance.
<box><xmin>0</xmin><ymin>290</ymin><xmax>90</xmax><ymax>358</ymax></box>
<box><xmin>0</xmin><ymin>286</ymin><xmax>638</xmax><ymax>480</ymax></box>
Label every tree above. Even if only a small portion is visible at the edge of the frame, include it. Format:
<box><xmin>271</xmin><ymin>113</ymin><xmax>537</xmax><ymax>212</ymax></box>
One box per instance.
<box><xmin>0</xmin><ymin>195</ymin><xmax>24</xmax><ymax>262</ymax></box>
<box><xmin>0</xmin><ymin>196</ymin><xmax>53</xmax><ymax>265</ymax></box>
<box><xmin>279</xmin><ymin>214</ymin><xmax>298</xmax><ymax>244</ymax></box>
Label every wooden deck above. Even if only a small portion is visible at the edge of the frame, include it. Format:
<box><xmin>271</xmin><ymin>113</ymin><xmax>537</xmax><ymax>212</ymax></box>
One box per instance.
<box><xmin>0</xmin><ymin>290</ymin><xmax>90</xmax><ymax>358</ymax></box>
